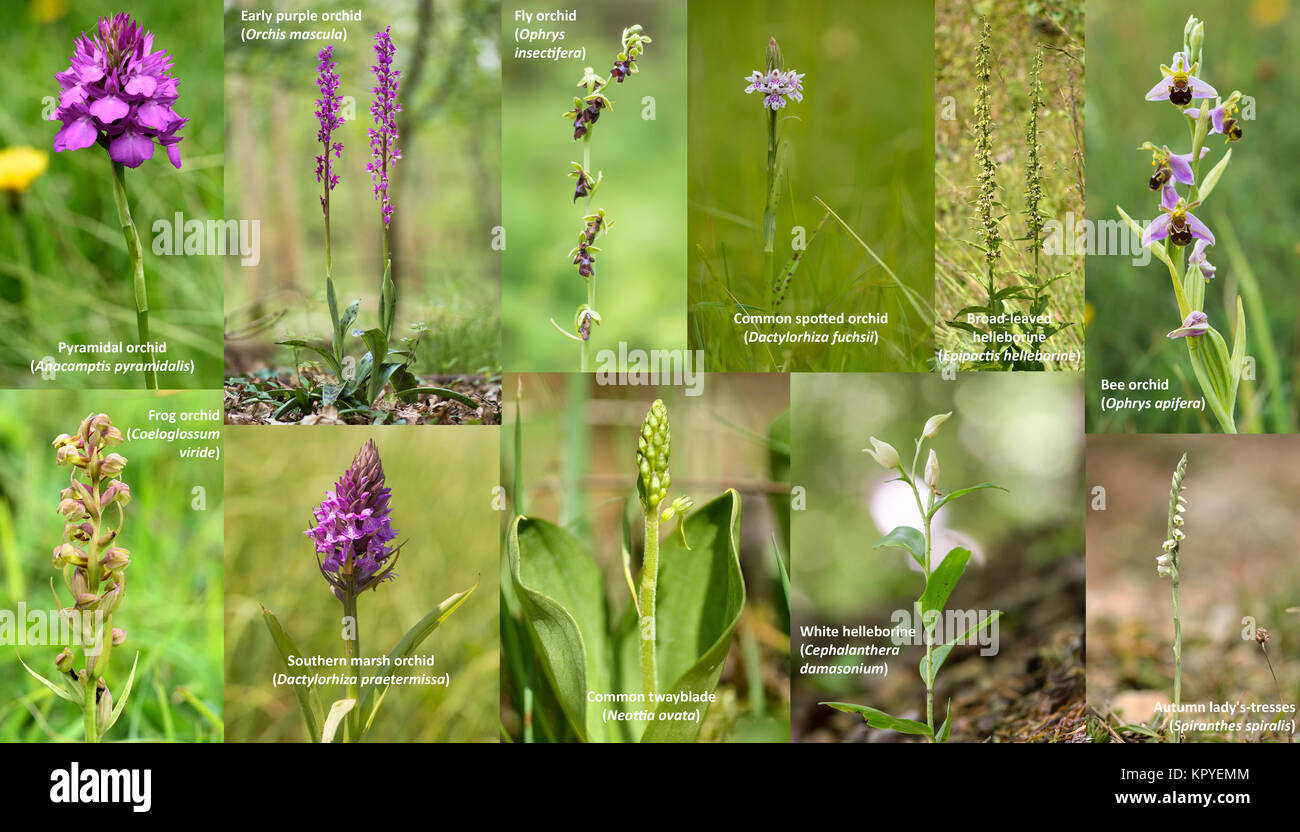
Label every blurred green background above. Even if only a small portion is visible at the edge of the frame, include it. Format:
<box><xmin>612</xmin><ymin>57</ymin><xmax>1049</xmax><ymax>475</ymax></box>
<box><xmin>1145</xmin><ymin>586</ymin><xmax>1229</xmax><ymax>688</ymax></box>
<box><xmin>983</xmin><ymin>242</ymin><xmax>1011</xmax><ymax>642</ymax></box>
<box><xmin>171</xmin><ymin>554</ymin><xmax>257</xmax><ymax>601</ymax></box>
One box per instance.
<box><xmin>501</xmin><ymin>0</ymin><xmax>686</xmax><ymax>371</ymax></box>
<box><xmin>688</xmin><ymin>0</ymin><xmax>933</xmax><ymax>372</ymax></box>
<box><xmin>792</xmin><ymin>374</ymin><xmax>1084</xmax><ymax>741</ymax></box>
<box><xmin>1087</xmin><ymin>435</ymin><xmax>1300</xmax><ymax>741</ymax></box>
<box><xmin>224</xmin><ymin>426</ymin><xmax>498</xmax><ymax>742</ymax></box>
<box><xmin>501</xmin><ymin>374</ymin><xmax>790</xmax><ymax>741</ymax></box>
<box><xmin>1086</xmin><ymin>0</ymin><xmax>1300</xmax><ymax>432</ymax></box>
<box><xmin>935</xmin><ymin>0</ymin><xmax>1085</xmax><ymax>370</ymax></box>
<box><xmin>223</xmin><ymin>0</ymin><xmax>501</xmax><ymax>377</ymax></box>
<box><xmin>0</xmin><ymin>390</ymin><xmax>224</xmax><ymax>742</ymax></box>
<box><xmin>0</xmin><ymin>0</ymin><xmax>224</xmax><ymax>388</ymax></box>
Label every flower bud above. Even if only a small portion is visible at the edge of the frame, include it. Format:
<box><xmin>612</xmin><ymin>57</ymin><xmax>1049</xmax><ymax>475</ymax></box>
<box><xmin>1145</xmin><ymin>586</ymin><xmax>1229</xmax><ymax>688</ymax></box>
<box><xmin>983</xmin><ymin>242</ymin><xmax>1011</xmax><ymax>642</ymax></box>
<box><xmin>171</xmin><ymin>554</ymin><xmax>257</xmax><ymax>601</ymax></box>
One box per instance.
<box><xmin>96</xmin><ymin>683</ymin><xmax>113</xmax><ymax>728</ymax></box>
<box><xmin>863</xmin><ymin>437</ymin><xmax>900</xmax><ymax>469</ymax></box>
<box><xmin>101</xmin><ymin>481</ymin><xmax>132</xmax><ymax>507</ymax></box>
<box><xmin>637</xmin><ymin>399</ymin><xmax>672</xmax><ymax>511</ymax></box>
<box><xmin>111</xmin><ymin>627</ymin><xmax>126</xmax><ymax>646</ymax></box>
<box><xmin>70</xmin><ymin>568</ymin><xmax>89</xmax><ymax>599</ymax></box>
<box><xmin>55</xmin><ymin>648</ymin><xmax>76</xmax><ymax>673</ymax></box>
<box><xmin>766</xmin><ymin>37</ymin><xmax>783</xmax><ymax>73</ymax></box>
<box><xmin>922</xmin><ymin>412</ymin><xmax>952</xmax><ymax>439</ymax></box>
<box><xmin>57</xmin><ymin>497</ymin><xmax>88</xmax><ymax>519</ymax></box>
<box><xmin>924</xmin><ymin>450</ymin><xmax>940</xmax><ymax>490</ymax></box>
<box><xmin>55</xmin><ymin>443</ymin><xmax>85</xmax><ymax>467</ymax></box>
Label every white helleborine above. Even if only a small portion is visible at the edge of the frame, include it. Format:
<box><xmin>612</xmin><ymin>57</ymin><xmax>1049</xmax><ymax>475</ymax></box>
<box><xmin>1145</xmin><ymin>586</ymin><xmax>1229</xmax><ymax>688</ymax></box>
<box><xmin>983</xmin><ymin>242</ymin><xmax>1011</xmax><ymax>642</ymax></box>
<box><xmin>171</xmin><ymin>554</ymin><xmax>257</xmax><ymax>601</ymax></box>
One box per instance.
<box><xmin>864</xmin><ymin>437</ymin><xmax>900</xmax><ymax>470</ymax></box>
<box><xmin>924</xmin><ymin>450</ymin><xmax>940</xmax><ymax>491</ymax></box>
<box><xmin>922</xmin><ymin>412</ymin><xmax>952</xmax><ymax>439</ymax></box>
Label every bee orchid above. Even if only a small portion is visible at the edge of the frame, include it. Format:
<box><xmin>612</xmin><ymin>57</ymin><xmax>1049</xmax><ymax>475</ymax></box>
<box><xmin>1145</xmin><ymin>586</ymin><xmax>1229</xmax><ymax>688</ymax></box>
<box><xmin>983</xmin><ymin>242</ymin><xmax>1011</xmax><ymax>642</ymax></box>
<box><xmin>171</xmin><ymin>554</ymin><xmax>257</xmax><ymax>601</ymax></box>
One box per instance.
<box><xmin>1143</xmin><ymin>195</ymin><xmax>1214</xmax><ymax>248</ymax></box>
<box><xmin>1145</xmin><ymin>51</ymin><xmax>1217</xmax><ymax>106</ymax></box>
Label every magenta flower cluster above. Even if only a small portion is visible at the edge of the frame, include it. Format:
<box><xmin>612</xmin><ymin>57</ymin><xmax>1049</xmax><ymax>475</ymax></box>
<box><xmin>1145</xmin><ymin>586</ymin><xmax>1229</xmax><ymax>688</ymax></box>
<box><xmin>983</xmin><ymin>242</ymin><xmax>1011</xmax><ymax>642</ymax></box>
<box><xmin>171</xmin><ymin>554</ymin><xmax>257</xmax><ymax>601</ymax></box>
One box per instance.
<box><xmin>314</xmin><ymin>45</ymin><xmax>344</xmax><ymax>214</ymax></box>
<box><xmin>52</xmin><ymin>13</ymin><xmax>187</xmax><ymax>169</ymax></box>
<box><xmin>743</xmin><ymin>69</ymin><xmax>805</xmax><ymax>110</ymax></box>
<box><xmin>306</xmin><ymin>440</ymin><xmax>401</xmax><ymax>597</ymax></box>
<box><xmin>366</xmin><ymin>27</ymin><xmax>402</xmax><ymax>227</ymax></box>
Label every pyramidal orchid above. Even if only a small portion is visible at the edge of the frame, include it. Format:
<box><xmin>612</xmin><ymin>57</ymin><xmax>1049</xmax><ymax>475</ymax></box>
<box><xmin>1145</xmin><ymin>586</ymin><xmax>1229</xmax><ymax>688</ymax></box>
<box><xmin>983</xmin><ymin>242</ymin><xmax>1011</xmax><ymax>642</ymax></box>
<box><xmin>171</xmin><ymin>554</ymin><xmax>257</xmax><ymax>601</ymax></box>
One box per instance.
<box><xmin>1116</xmin><ymin>16</ymin><xmax>1251</xmax><ymax>433</ymax></box>
<box><xmin>262</xmin><ymin>438</ymin><xmax>476</xmax><ymax>742</ymax></box>
<box><xmin>49</xmin><ymin>12</ymin><xmax>185</xmax><ymax>389</ymax></box>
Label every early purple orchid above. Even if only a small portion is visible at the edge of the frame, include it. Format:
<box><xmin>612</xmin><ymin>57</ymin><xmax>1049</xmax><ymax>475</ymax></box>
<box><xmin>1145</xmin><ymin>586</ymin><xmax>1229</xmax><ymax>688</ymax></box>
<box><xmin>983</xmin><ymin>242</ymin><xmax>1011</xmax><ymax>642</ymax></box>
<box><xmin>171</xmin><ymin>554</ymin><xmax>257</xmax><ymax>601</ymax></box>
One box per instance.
<box><xmin>1143</xmin><ymin>193</ymin><xmax>1214</xmax><ymax>248</ymax></box>
<box><xmin>366</xmin><ymin>27</ymin><xmax>402</xmax><ymax>227</ymax></box>
<box><xmin>744</xmin><ymin>69</ymin><xmax>805</xmax><ymax>110</ymax></box>
<box><xmin>1145</xmin><ymin>51</ymin><xmax>1217</xmax><ymax>106</ymax></box>
<box><xmin>1167</xmin><ymin>310</ymin><xmax>1210</xmax><ymax>339</ymax></box>
<box><xmin>1188</xmin><ymin>238</ymin><xmax>1217</xmax><ymax>280</ymax></box>
<box><xmin>1185</xmin><ymin>98</ymin><xmax>1243</xmax><ymax>142</ymax></box>
<box><xmin>314</xmin><ymin>46</ymin><xmax>344</xmax><ymax>215</ymax></box>
<box><xmin>52</xmin><ymin>13</ymin><xmax>186</xmax><ymax>168</ymax></box>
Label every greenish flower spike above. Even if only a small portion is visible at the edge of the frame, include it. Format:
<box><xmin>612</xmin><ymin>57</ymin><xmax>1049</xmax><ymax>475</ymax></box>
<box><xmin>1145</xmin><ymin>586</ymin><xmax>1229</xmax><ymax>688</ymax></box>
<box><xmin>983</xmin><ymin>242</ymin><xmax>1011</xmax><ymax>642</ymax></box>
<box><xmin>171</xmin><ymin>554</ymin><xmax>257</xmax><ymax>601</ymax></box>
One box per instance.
<box><xmin>1159</xmin><ymin>453</ymin><xmax>1189</xmax><ymax>740</ymax></box>
<box><xmin>637</xmin><ymin>398</ymin><xmax>671</xmax><ymax>511</ymax></box>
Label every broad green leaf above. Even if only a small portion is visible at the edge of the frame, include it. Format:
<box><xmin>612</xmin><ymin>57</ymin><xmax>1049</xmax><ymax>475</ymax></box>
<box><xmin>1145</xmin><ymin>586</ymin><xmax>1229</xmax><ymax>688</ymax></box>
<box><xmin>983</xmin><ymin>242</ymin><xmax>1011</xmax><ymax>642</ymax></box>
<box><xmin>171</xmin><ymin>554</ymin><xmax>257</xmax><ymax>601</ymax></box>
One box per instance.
<box><xmin>101</xmin><ymin>651</ymin><xmax>140</xmax><ymax>734</ymax></box>
<box><xmin>1198</xmin><ymin>147</ymin><xmax>1231</xmax><ymax>202</ymax></box>
<box><xmin>1116</xmin><ymin>205</ymin><xmax>1175</xmax><ymax>273</ymax></box>
<box><xmin>508</xmin><ymin>514</ymin><xmax>613</xmax><ymax>742</ymax></box>
<box><xmin>277</xmin><ymin>338</ymin><xmax>343</xmax><ymax>379</ymax></box>
<box><xmin>922</xmin><ymin>610</ymin><xmax>1003</xmax><ymax>686</ymax></box>
<box><xmin>261</xmin><ymin>606</ymin><xmax>325</xmax><ymax>742</ymax></box>
<box><xmin>17</xmin><ymin>652</ymin><xmax>81</xmax><ymax>703</ymax></box>
<box><xmin>920</xmin><ymin>547</ymin><xmax>971</xmax><ymax>620</ymax></box>
<box><xmin>321</xmin><ymin>698</ymin><xmax>356</xmax><ymax>743</ymax></box>
<box><xmin>358</xmin><ymin>579</ymin><xmax>478</xmax><ymax>737</ymax></box>
<box><xmin>929</xmin><ymin>483</ymin><xmax>1006</xmax><ymax>515</ymax></box>
<box><xmin>401</xmin><ymin>386</ymin><xmax>481</xmax><ymax>410</ymax></box>
<box><xmin>641</xmin><ymin>489</ymin><xmax>746</xmax><ymax>743</ymax></box>
<box><xmin>822</xmin><ymin>702</ymin><xmax>932</xmax><ymax>736</ymax></box>
<box><xmin>875</xmin><ymin>525</ymin><xmax>926</xmax><ymax>567</ymax></box>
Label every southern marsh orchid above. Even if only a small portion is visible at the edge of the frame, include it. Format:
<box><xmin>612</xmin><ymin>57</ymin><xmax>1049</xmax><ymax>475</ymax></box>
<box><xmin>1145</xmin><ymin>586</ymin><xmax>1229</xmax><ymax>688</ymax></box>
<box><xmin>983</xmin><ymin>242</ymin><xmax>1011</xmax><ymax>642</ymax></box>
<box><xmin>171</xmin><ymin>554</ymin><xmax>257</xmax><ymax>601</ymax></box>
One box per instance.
<box><xmin>824</xmin><ymin>411</ymin><xmax>1004</xmax><ymax>742</ymax></box>
<box><xmin>262</xmin><ymin>439</ymin><xmax>476</xmax><ymax>742</ymax></box>
<box><xmin>550</xmin><ymin>25</ymin><xmax>650</xmax><ymax>369</ymax></box>
<box><xmin>1117</xmin><ymin>16</ymin><xmax>1250</xmax><ymax>433</ymax></box>
<box><xmin>1145</xmin><ymin>51</ymin><xmax>1217</xmax><ymax>106</ymax></box>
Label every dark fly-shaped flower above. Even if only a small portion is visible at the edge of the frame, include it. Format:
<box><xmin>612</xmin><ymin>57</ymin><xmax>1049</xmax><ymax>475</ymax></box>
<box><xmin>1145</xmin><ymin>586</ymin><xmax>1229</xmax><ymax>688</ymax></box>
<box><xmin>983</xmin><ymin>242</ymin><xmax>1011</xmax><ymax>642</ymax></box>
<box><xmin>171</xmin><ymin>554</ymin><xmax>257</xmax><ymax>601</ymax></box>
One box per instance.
<box><xmin>1143</xmin><ymin>143</ymin><xmax>1208</xmax><ymax>191</ymax></box>
<box><xmin>52</xmin><ymin>13</ymin><xmax>187</xmax><ymax>168</ymax></box>
<box><xmin>1145</xmin><ymin>51</ymin><xmax>1216</xmax><ymax>106</ymax></box>
<box><xmin>306</xmin><ymin>440</ymin><xmax>403</xmax><ymax>599</ymax></box>
<box><xmin>1185</xmin><ymin>99</ymin><xmax>1244</xmax><ymax>142</ymax></box>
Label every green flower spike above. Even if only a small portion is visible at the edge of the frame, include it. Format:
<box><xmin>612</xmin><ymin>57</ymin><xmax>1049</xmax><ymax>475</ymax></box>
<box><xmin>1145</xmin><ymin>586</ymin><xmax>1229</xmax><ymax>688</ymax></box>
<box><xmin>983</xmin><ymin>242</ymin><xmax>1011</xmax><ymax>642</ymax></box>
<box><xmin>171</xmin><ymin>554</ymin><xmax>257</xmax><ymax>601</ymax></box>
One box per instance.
<box><xmin>637</xmin><ymin>399</ymin><xmax>671</xmax><ymax>512</ymax></box>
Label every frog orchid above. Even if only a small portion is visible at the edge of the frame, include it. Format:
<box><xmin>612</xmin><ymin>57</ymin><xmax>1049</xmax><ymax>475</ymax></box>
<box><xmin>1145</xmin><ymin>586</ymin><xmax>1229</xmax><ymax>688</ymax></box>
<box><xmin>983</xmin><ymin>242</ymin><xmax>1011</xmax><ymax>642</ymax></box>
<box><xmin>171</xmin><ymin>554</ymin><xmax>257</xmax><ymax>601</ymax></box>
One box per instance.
<box><xmin>1145</xmin><ymin>51</ymin><xmax>1217</xmax><ymax>106</ymax></box>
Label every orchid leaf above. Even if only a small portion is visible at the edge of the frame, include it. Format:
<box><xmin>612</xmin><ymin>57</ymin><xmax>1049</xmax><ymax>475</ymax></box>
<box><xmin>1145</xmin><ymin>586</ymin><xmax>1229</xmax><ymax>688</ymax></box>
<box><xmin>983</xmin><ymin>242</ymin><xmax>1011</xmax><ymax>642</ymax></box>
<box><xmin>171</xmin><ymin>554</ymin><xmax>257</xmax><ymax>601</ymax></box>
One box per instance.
<box><xmin>937</xmin><ymin>699</ymin><xmax>953</xmax><ymax>743</ymax></box>
<box><xmin>1198</xmin><ymin>147</ymin><xmax>1231</xmax><ymax>202</ymax></box>
<box><xmin>101</xmin><ymin>651</ymin><xmax>140</xmax><ymax>734</ymax></box>
<box><xmin>640</xmin><ymin>489</ymin><xmax>745</xmax><ymax>742</ymax></box>
<box><xmin>358</xmin><ymin>579</ymin><xmax>478</xmax><ymax>737</ymax></box>
<box><xmin>921</xmin><ymin>610</ymin><xmax>1003</xmax><ymax>686</ymax></box>
<box><xmin>17</xmin><ymin>652</ymin><xmax>80</xmax><ymax>704</ymax></box>
<box><xmin>261</xmin><ymin>606</ymin><xmax>325</xmax><ymax>742</ymax></box>
<box><xmin>822</xmin><ymin>701</ymin><xmax>932</xmax><ymax>736</ymax></box>
<box><xmin>930</xmin><ymin>483</ymin><xmax>1006</xmax><ymax>516</ymax></box>
<box><xmin>874</xmin><ymin>525</ymin><xmax>925</xmax><ymax>567</ymax></box>
<box><xmin>321</xmin><ymin>698</ymin><xmax>356</xmax><ymax>743</ymax></box>
<box><xmin>920</xmin><ymin>547</ymin><xmax>971</xmax><ymax>621</ymax></box>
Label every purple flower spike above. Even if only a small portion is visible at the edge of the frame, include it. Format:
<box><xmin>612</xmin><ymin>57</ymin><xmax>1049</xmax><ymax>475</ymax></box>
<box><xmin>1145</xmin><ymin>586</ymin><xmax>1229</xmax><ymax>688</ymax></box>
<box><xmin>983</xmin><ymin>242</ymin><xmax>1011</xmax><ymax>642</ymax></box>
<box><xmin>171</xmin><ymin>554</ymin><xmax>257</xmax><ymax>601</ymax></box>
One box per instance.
<box><xmin>306</xmin><ymin>440</ymin><xmax>402</xmax><ymax>598</ymax></box>
<box><xmin>366</xmin><ymin>27</ymin><xmax>402</xmax><ymax>227</ymax></box>
<box><xmin>52</xmin><ymin>13</ymin><xmax>186</xmax><ymax>169</ymax></box>
<box><xmin>1143</xmin><ymin>200</ymin><xmax>1215</xmax><ymax>248</ymax></box>
<box><xmin>743</xmin><ymin>69</ymin><xmax>805</xmax><ymax>111</ymax></box>
<box><xmin>1145</xmin><ymin>51</ymin><xmax>1217</xmax><ymax>106</ymax></box>
<box><xmin>314</xmin><ymin>45</ymin><xmax>344</xmax><ymax>215</ymax></box>
<box><xmin>1167</xmin><ymin>310</ymin><xmax>1210</xmax><ymax>339</ymax></box>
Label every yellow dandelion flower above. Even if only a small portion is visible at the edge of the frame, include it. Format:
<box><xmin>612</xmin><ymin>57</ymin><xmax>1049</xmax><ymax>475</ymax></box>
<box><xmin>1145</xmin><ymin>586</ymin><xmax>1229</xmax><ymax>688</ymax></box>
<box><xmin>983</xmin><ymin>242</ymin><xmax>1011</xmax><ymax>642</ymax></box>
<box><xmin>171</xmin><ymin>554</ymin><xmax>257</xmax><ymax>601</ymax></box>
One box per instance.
<box><xmin>0</xmin><ymin>146</ymin><xmax>50</xmax><ymax>192</ymax></box>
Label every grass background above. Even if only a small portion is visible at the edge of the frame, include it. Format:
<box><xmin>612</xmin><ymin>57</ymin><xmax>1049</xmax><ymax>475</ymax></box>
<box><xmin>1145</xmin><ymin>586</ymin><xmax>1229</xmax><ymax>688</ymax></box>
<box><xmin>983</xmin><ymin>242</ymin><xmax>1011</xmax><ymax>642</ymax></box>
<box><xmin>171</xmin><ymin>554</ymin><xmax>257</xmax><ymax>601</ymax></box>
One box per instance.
<box><xmin>223</xmin><ymin>0</ymin><xmax>501</xmax><ymax>377</ymax></box>
<box><xmin>791</xmin><ymin>373</ymin><xmax>1084</xmax><ymax>741</ymax></box>
<box><xmin>688</xmin><ymin>0</ymin><xmax>934</xmax><ymax>372</ymax></box>
<box><xmin>0</xmin><ymin>0</ymin><xmax>224</xmax><ymax>388</ymax></box>
<box><xmin>0</xmin><ymin>390</ymin><xmax>224</xmax><ymax>742</ymax></box>
<box><xmin>935</xmin><ymin>0</ymin><xmax>1086</xmax><ymax>370</ymax></box>
<box><xmin>501</xmin><ymin>373</ymin><xmax>791</xmax><ymax>741</ymax></box>
<box><xmin>501</xmin><ymin>0</ymin><xmax>687</xmax><ymax>372</ymax></box>
<box><xmin>1086</xmin><ymin>0</ymin><xmax>1300</xmax><ymax>432</ymax></box>
<box><xmin>223</xmin><ymin>426</ymin><xmax>498</xmax><ymax>742</ymax></box>
<box><xmin>1087</xmin><ymin>435</ymin><xmax>1300</xmax><ymax>741</ymax></box>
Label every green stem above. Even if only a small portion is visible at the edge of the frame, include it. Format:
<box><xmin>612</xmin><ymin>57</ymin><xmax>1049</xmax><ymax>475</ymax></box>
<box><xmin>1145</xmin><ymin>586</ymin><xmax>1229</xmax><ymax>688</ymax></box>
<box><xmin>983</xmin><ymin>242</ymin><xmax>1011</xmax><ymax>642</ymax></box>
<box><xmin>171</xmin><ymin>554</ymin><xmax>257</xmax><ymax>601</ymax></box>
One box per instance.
<box><xmin>763</xmin><ymin>108</ymin><xmax>777</xmax><ymax>253</ymax></box>
<box><xmin>343</xmin><ymin>578</ymin><xmax>361</xmax><ymax>742</ymax></box>
<box><xmin>107</xmin><ymin>159</ymin><xmax>156</xmax><ymax>390</ymax></box>
<box><xmin>638</xmin><ymin>511</ymin><xmax>661</xmax><ymax>702</ymax></box>
<box><xmin>1171</xmin><ymin>570</ymin><xmax>1182</xmax><ymax>737</ymax></box>
<box><xmin>84</xmin><ymin>676</ymin><xmax>98</xmax><ymax>743</ymax></box>
<box><xmin>922</xmin><ymin>499</ymin><xmax>935</xmax><ymax>740</ymax></box>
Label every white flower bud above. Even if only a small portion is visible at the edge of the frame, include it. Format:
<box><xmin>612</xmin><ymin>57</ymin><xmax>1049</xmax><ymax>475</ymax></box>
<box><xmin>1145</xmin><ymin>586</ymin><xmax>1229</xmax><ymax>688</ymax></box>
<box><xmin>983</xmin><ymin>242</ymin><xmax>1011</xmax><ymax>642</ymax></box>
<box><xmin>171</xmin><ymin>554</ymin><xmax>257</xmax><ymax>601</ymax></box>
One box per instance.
<box><xmin>922</xmin><ymin>412</ymin><xmax>952</xmax><ymax>439</ymax></box>
<box><xmin>924</xmin><ymin>450</ymin><xmax>939</xmax><ymax>490</ymax></box>
<box><xmin>863</xmin><ymin>437</ymin><xmax>900</xmax><ymax>469</ymax></box>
